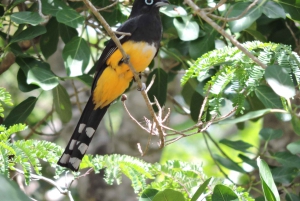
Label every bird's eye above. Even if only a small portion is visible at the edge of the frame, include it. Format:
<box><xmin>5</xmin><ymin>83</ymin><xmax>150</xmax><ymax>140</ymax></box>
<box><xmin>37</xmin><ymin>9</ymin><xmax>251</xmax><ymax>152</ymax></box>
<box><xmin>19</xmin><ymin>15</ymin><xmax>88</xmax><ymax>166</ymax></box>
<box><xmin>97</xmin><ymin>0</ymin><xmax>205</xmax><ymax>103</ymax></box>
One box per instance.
<box><xmin>145</xmin><ymin>0</ymin><xmax>153</xmax><ymax>5</ymax></box>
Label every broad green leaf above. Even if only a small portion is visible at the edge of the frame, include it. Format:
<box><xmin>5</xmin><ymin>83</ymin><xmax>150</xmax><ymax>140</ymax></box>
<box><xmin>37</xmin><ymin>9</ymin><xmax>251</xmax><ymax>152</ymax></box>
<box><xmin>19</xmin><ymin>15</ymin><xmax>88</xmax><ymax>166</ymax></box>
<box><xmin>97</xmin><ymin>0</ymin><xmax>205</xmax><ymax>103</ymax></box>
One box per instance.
<box><xmin>173</xmin><ymin>15</ymin><xmax>199</xmax><ymax>41</ymax></box>
<box><xmin>272</xmin><ymin>151</ymin><xmax>300</xmax><ymax>168</ymax></box>
<box><xmin>286</xmin><ymin>193</ymin><xmax>300</xmax><ymax>201</ymax></box>
<box><xmin>245</xmin><ymin>29</ymin><xmax>267</xmax><ymax>42</ymax></box>
<box><xmin>213</xmin><ymin>154</ymin><xmax>246</xmax><ymax>173</ymax></box>
<box><xmin>0</xmin><ymin>174</ymin><xmax>32</xmax><ymax>201</ymax></box>
<box><xmin>280</xmin><ymin>1</ymin><xmax>300</xmax><ymax>21</ymax></box>
<box><xmin>211</xmin><ymin>184</ymin><xmax>238</xmax><ymax>201</ymax></box>
<box><xmin>146</xmin><ymin>68</ymin><xmax>168</xmax><ymax>112</ymax></box>
<box><xmin>62</xmin><ymin>36</ymin><xmax>91</xmax><ymax>76</ymax></box>
<box><xmin>56</xmin><ymin>8</ymin><xmax>84</xmax><ymax>29</ymax></box>
<box><xmin>11</xmin><ymin>11</ymin><xmax>45</xmax><ymax>25</ymax></box>
<box><xmin>271</xmin><ymin>167</ymin><xmax>298</xmax><ymax>184</ymax></box>
<box><xmin>3</xmin><ymin>97</ymin><xmax>37</xmax><ymax>127</ymax></box>
<box><xmin>287</xmin><ymin>140</ymin><xmax>300</xmax><ymax>154</ymax></box>
<box><xmin>190</xmin><ymin>91</ymin><xmax>204</xmax><ymax>122</ymax></box>
<box><xmin>58</xmin><ymin>22</ymin><xmax>78</xmax><ymax>43</ymax></box>
<box><xmin>42</xmin><ymin>0</ymin><xmax>69</xmax><ymax>16</ymax></box>
<box><xmin>40</xmin><ymin>18</ymin><xmax>59</xmax><ymax>59</ymax></box>
<box><xmin>189</xmin><ymin>26</ymin><xmax>217</xmax><ymax>59</ymax></box>
<box><xmin>52</xmin><ymin>84</ymin><xmax>72</xmax><ymax>123</ymax></box>
<box><xmin>255</xmin><ymin>85</ymin><xmax>283</xmax><ymax>109</ymax></box>
<box><xmin>152</xmin><ymin>189</ymin><xmax>185</xmax><ymax>201</ymax></box>
<box><xmin>228</xmin><ymin>2</ymin><xmax>263</xmax><ymax>32</ymax></box>
<box><xmin>219</xmin><ymin>109</ymin><xmax>272</xmax><ymax>124</ymax></box>
<box><xmin>17</xmin><ymin>69</ymin><xmax>39</xmax><ymax>92</ymax></box>
<box><xmin>160</xmin><ymin>5</ymin><xmax>187</xmax><ymax>17</ymax></box>
<box><xmin>191</xmin><ymin>177</ymin><xmax>211</xmax><ymax>201</ymax></box>
<box><xmin>219</xmin><ymin>139</ymin><xmax>253</xmax><ymax>152</ymax></box>
<box><xmin>10</xmin><ymin>25</ymin><xmax>46</xmax><ymax>43</ymax></box>
<box><xmin>291</xmin><ymin>113</ymin><xmax>300</xmax><ymax>135</ymax></box>
<box><xmin>265</xmin><ymin>65</ymin><xmax>295</xmax><ymax>99</ymax></box>
<box><xmin>259</xmin><ymin>128</ymin><xmax>283</xmax><ymax>141</ymax></box>
<box><xmin>238</xmin><ymin>154</ymin><xmax>258</xmax><ymax>169</ymax></box>
<box><xmin>27</xmin><ymin>67</ymin><xmax>59</xmax><ymax>90</ymax></box>
<box><xmin>257</xmin><ymin>157</ymin><xmax>280</xmax><ymax>201</ymax></box>
<box><xmin>139</xmin><ymin>189</ymin><xmax>159</xmax><ymax>201</ymax></box>
<box><xmin>263</xmin><ymin>1</ymin><xmax>286</xmax><ymax>19</ymax></box>
<box><xmin>76</xmin><ymin>74</ymin><xmax>93</xmax><ymax>87</ymax></box>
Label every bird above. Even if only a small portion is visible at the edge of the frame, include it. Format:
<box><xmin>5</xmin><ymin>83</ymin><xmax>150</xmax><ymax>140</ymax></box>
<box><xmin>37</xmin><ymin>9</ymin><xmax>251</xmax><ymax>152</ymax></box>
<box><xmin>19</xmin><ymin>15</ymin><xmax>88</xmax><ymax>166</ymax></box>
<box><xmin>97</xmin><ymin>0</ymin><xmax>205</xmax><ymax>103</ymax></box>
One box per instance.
<box><xmin>57</xmin><ymin>0</ymin><xmax>169</xmax><ymax>171</ymax></box>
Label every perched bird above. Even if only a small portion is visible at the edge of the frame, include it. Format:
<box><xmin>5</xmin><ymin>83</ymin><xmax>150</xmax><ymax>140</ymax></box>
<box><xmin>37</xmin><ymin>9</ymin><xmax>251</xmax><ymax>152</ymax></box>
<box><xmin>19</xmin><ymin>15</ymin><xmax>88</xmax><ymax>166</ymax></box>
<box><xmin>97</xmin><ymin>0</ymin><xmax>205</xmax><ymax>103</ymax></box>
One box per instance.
<box><xmin>57</xmin><ymin>0</ymin><xmax>169</xmax><ymax>171</ymax></box>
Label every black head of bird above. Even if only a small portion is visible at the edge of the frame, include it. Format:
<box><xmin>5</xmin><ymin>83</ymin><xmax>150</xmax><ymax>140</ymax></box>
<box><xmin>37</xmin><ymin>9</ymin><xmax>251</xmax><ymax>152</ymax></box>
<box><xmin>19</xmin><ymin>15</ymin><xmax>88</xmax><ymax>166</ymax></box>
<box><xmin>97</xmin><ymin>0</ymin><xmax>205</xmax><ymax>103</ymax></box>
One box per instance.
<box><xmin>130</xmin><ymin>0</ymin><xmax>170</xmax><ymax>18</ymax></box>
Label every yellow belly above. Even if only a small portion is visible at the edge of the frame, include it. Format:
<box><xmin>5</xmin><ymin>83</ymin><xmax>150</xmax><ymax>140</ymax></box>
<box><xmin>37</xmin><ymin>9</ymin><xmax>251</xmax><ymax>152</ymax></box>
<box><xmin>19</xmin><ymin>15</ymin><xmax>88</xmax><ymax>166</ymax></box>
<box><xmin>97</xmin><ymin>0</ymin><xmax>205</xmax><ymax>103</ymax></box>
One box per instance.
<box><xmin>93</xmin><ymin>41</ymin><xmax>157</xmax><ymax>109</ymax></box>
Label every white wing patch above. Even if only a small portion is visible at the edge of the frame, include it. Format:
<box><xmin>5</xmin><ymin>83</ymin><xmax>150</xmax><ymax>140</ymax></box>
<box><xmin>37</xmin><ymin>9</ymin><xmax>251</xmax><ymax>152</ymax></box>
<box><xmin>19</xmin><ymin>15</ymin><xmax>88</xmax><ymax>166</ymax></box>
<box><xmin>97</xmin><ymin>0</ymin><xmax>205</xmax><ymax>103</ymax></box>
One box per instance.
<box><xmin>78</xmin><ymin>143</ymin><xmax>89</xmax><ymax>155</ymax></box>
<box><xmin>59</xmin><ymin>154</ymin><xmax>70</xmax><ymax>164</ymax></box>
<box><xmin>69</xmin><ymin>157</ymin><xmax>81</xmax><ymax>170</ymax></box>
<box><xmin>78</xmin><ymin>123</ymin><xmax>86</xmax><ymax>133</ymax></box>
<box><xmin>69</xmin><ymin>139</ymin><xmax>76</xmax><ymax>150</ymax></box>
<box><xmin>86</xmin><ymin>127</ymin><xmax>95</xmax><ymax>138</ymax></box>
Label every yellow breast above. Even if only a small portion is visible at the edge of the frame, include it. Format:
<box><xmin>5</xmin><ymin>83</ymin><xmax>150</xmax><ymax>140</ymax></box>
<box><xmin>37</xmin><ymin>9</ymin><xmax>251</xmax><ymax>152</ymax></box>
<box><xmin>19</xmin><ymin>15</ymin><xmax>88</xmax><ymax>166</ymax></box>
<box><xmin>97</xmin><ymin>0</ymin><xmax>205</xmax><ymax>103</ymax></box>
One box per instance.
<box><xmin>93</xmin><ymin>41</ymin><xmax>157</xmax><ymax>109</ymax></box>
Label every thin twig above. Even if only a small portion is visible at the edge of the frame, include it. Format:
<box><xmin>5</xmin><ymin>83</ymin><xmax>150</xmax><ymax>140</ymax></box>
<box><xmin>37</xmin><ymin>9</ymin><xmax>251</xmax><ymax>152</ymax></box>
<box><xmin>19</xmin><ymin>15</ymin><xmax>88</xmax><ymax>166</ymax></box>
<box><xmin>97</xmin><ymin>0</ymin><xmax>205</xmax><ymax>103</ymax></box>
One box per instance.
<box><xmin>97</xmin><ymin>0</ymin><xmax>118</xmax><ymax>11</ymax></box>
<box><xmin>71</xmin><ymin>80</ymin><xmax>83</xmax><ymax>113</ymax></box>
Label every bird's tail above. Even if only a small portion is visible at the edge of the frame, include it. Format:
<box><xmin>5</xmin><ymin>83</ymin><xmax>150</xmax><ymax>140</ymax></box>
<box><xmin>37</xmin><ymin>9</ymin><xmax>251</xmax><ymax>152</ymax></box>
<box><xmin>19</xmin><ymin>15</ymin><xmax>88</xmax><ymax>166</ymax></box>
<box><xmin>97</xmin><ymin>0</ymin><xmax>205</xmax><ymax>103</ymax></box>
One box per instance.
<box><xmin>57</xmin><ymin>96</ymin><xmax>109</xmax><ymax>171</ymax></box>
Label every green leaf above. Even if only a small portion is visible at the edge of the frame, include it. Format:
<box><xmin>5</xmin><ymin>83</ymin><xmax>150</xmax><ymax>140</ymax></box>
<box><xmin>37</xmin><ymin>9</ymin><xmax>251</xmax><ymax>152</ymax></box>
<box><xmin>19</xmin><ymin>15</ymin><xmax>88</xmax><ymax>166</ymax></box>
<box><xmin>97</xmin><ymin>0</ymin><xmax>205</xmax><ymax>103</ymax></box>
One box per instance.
<box><xmin>257</xmin><ymin>157</ymin><xmax>280</xmax><ymax>201</ymax></box>
<box><xmin>52</xmin><ymin>84</ymin><xmax>72</xmax><ymax>123</ymax></box>
<box><xmin>173</xmin><ymin>15</ymin><xmax>199</xmax><ymax>41</ymax></box>
<box><xmin>139</xmin><ymin>189</ymin><xmax>159</xmax><ymax>201</ymax></box>
<box><xmin>11</xmin><ymin>11</ymin><xmax>45</xmax><ymax>25</ymax></box>
<box><xmin>17</xmin><ymin>68</ymin><xmax>39</xmax><ymax>92</ymax></box>
<box><xmin>42</xmin><ymin>0</ymin><xmax>69</xmax><ymax>16</ymax></box>
<box><xmin>0</xmin><ymin>174</ymin><xmax>32</xmax><ymax>201</ymax></box>
<box><xmin>286</xmin><ymin>193</ymin><xmax>300</xmax><ymax>201</ymax></box>
<box><xmin>244</xmin><ymin>29</ymin><xmax>267</xmax><ymax>42</ymax></box>
<box><xmin>287</xmin><ymin>140</ymin><xmax>300</xmax><ymax>154</ymax></box>
<box><xmin>263</xmin><ymin>1</ymin><xmax>286</xmax><ymax>19</ymax></box>
<box><xmin>259</xmin><ymin>128</ymin><xmax>283</xmax><ymax>141</ymax></box>
<box><xmin>255</xmin><ymin>85</ymin><xmax>283</xmax><ymax>109</ymax></box>
<box><xmin>213</xmin><ymin>154</ymin><xmax>246</xmax><ymax>173</ymax></box>
<box><xmin>280</xmin><ymin>1</ymin><xmax>300</xmax><ymax>21</ymax></box>
<box><xmin>160</xmin><ymin>5</ymin><xmax>187</xmax><ymax>17</ymax></box>
<box><xmin>189</xmin><ymin>25</ymin><xmax>217</xmax><ymax>59</ymax></box>
<box><xmin>238</xmin><ymin>154</ymin><xmax>258</xmax><ymax>169</ymax></box>
<box><xmin>271</xmin><ymin>167</ymin><xmax>298</xmax><ymax>184</ymax></box>
<box><xmin>76</xmin><ymin>74</ymin><xmax>93</xmax><ymax>87</ymax></box>
<box><xmin>265</xmin><ymin>65</ymin><xmax>295</xmax><ymax>99</ymax></box>
<box><xmin>58</xmin><ymin>22</ymin><xmax>78</xmax><ymax>43</ymax></box>
<box><xmin>3</xmin><ymin>97</ymin><xmax>37</xmax><ymax>127</ymax></box>
<box><xmin>211</xmin><ymin>184</ymin><xmax>238</xmax><ymax>201</ymax></box>
<box><xmin>10</xmin><ymin>25</ymin><xmax>46</xmax><ymax>43</ymax></box>
<box><xmin>219</xmin><ymin>109</ymin><xmax>272</xmax><ymax>124</ymax></box>
<box><xmin>56</xmin><ymin>8</ymin><xmax>84</xmax><ymax>29</ymax></box>
<box><xmin>27</xmin><ymin>67</ymin><xmax>59</xmax><ymax>90</ymax></box>
<box><xmin>191</xmin><ymin>177</ymin><xmax>211</xmax><ymax>201</ymax></box>
<box><xmin>146</xmin><ymin>68</ymin><xmax>168</xmax><ymax>112</ymax></box>
<box><xmin>219</xmin><ymin>139</ymin><xmax>253</xmax><ymax>152</ymax></box>
<box><xmin>291</xmin><ymin>113</ymin><xmax>300</xmax><ymax>135</ymax></box>
<box><xmin>228</xmin><ymin>2</ymin><xmax>263</xmax><ymax>32</ymax></box>
<box><xmin>152</xmin><ymin>189</ymin><xmax>185</xmax><ymax>201</ymax></box>
<box><xmin>272</xmin><ymin>151</ymin><xmax>300</xmax><ymax>168</ymax></box>
<box><xmin>190</xmin><ymin>91</ymin><xmax>204</xmax><ymax>122</ymax></box>
<box><xmin>40</xmin><ymin>18</ymin><xmax>59</xmax><ymax>59</ymax></box>
<box><xmin>62</xmin><ymin>36</ymin><xmax>91</xmax><ymax>76</ymax></box>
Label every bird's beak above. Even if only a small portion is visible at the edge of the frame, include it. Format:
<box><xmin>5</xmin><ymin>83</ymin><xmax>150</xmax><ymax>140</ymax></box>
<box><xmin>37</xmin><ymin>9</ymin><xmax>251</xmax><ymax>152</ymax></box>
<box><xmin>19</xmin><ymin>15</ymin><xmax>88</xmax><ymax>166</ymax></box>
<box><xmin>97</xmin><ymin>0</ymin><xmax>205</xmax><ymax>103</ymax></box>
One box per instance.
<box><xmin>155</xmin><ymin>0</ymin><xmax>170</xmax><ymax>7</ymax></box>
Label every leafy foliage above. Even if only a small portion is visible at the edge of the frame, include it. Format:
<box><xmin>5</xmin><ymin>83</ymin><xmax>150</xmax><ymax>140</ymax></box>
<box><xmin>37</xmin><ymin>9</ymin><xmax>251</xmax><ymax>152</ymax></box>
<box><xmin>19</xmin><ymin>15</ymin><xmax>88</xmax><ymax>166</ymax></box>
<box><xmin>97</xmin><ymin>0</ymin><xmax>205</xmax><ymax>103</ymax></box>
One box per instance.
<box><xmin>182</xmin><ymin>41</ymin><xmax>300</xmax><ymax>117</ymax></box>
<box><xmin>0</xmin><ymin>87</ymin><xmax>13</xmax><ymax>118</ymax></box>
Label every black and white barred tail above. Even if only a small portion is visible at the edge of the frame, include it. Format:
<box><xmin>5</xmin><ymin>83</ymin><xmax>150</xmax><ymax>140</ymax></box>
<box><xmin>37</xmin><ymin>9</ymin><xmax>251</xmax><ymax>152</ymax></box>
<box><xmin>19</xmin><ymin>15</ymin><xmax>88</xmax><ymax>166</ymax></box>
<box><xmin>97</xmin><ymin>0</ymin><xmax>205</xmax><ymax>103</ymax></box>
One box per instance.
<box><xmin>57</xmin><ymin>97</ymin><xmax>109</xmax><ymax>171</ymax></box>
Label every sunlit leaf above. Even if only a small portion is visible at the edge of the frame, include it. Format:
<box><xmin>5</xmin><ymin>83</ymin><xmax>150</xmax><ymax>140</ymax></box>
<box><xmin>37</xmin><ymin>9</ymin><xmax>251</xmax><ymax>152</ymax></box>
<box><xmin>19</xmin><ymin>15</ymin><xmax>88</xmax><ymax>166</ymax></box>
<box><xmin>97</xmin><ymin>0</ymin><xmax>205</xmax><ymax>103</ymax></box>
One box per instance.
<box><xmin>152</xmin><ymin>189</ymin><xmax>185</xmax><ymax>201</ymax></box>
<box><xmin>265</xmin><ymin>65</ymin><xmax>295</xmax><ymax>99</ymax></box>
<box><xmin>10</xmin><ymin>26</ymin><xmax>46</xmax><ymax>43</ymax></box>
<box><xmin>211</xmin><ymin>184</ymin><xmax>238</xmax><ymax>201</ymax></box>
<box><xmin>173</xmin><ymin>15</ymin><xmax>199</xmax><ymax>41</ymax></box>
